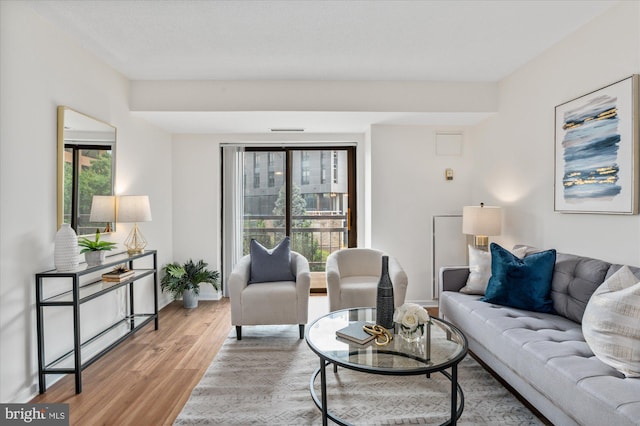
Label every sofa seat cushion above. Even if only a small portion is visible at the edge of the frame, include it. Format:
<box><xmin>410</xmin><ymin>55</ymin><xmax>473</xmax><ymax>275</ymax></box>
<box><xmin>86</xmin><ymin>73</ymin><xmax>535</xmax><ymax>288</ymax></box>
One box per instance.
<box><xmin>550</xmin><ymin>356</ymin><xmax>640</xmax><ymax>421</ymax></box>
<box><xmin>440</xmin><ymin>291</ymin><xmax>640</xmax><ymax>426</ymax></box>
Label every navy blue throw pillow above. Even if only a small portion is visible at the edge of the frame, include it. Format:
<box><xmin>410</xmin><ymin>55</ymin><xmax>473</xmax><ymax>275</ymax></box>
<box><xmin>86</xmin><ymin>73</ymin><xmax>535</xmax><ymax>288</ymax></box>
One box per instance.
<box><xmin>249</xmin><ymin>237</ymin><xmax>296</xmax><ymax>284</ymax></box>
<box><xmin>481</xmin><ymin>243</ymin><xmax>556</xmax><ymax>313</ymax></box>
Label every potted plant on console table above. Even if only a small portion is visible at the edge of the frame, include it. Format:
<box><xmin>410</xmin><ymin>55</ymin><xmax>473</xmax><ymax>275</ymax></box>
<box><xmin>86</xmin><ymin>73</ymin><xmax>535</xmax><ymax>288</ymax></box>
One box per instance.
<box><xmin>78</xmin><ymin>229</ymin><xmax>117</xmax><ymax>266</ymax></box>
<box><xmin>161</xmin><ymin>259</ymin><xmax>220</xmax><ymax>308</ymax></box>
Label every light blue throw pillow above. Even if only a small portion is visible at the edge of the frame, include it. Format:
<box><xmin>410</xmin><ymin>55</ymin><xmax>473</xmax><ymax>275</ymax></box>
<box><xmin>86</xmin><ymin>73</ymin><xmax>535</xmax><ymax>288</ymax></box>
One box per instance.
<box><xmin>249</xmin><ymin>237</ymin><xmax>296</xmax><ymax>284</ymax></box>
<box><xmin>481</xmin><ymin>243</ymin><xmax>556</xmax><ymax>313</ymax></box>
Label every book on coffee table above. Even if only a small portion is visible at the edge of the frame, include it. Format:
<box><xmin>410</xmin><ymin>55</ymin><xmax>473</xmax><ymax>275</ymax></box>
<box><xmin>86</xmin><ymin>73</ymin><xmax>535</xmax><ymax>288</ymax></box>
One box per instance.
<box><xmin>336</xmin><ymin>321</ymin><xmax>376</xmax><ymax>345</ymax></box>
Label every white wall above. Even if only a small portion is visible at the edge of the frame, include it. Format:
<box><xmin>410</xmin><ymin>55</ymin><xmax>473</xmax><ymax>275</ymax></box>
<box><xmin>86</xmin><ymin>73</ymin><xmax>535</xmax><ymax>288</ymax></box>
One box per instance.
<box><xmin>370</xmin><ymin>125</ymin><xmax>475</xmax><ymax>304</ymax></box>
<box><xmin>0</xmin><ymin>2</ymin><xmax>173</xmax><ymax>403</ymax></box>
<box><xmin>471</xmin><ymin>1</ymin><xmax>640</xmax><ymax>265</ymax></box>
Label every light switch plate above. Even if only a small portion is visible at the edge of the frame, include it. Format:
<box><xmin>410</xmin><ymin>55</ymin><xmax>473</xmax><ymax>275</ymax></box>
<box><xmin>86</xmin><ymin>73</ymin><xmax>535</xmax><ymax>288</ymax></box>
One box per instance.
<box><xmin>445</xmin><ymin>168</ymin><xmax>454</xmax><ymax>180</ymax></box>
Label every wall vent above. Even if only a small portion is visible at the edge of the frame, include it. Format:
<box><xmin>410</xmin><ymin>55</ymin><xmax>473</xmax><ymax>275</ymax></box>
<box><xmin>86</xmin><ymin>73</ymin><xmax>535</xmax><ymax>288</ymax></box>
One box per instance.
<box><xmin>270</xmin><ymin>128</ymin><xmax>305</xmax><ymax>132</ymax></box>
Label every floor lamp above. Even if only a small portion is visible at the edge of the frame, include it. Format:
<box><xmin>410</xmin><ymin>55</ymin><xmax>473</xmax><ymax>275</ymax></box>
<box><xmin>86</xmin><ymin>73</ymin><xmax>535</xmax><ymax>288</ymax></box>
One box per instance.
<box><xmin>118</xmin><ymin>195</ymin><xmax>152</xmax><ymax>254</ymax></box>
<box><xmin>462</xmin><ymin>203</ymin><xmax>502</xmax><ymax>251</ymax></box>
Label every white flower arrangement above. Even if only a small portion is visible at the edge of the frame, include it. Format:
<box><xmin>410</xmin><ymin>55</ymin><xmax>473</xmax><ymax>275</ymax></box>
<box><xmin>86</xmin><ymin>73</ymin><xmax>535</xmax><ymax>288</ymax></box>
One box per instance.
<box><xmin>393</xmin><ymin>302</ymin><xmax>430</xmax><ymax>330</ymax></box>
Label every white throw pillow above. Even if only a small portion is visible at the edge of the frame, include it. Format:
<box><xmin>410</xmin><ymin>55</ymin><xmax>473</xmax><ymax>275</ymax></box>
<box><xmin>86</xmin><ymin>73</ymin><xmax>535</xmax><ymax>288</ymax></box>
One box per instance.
<box><xmin>582</xmin><ymin>265</ymin><xmax>640</xmax><ymax>377</ymax></box>
<box><xmin>460</xmin><ymin>245</ymin><xmax>528</xmax><ymax>295</ymax></box>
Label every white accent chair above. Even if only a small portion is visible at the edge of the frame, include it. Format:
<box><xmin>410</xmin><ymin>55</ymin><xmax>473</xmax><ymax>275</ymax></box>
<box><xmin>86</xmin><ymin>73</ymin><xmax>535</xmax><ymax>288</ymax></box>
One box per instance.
<box><xmin>326</xmin><ymin>248</ymin><xmax>408</xmax><ymax>312</ymax></box>
<box><xmin>228</xmin><ymin>251</ymin><xmax>311</xmax><ymax>339</ymax></box>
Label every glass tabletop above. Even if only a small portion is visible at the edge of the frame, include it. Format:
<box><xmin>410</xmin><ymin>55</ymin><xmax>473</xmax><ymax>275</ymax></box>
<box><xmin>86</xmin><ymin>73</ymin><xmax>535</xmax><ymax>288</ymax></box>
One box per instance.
<box><xmin>306</xmin><ymin>307</ymin><xmax>467</xmax><ymax>374</ymax></box>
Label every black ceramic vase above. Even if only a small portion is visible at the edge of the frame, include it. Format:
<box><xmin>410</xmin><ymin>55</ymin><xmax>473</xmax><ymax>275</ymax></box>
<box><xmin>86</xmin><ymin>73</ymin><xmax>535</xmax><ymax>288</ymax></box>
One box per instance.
<box><xmin>376</xmin><ymin>255</ymin><xmax>394</xmax><ymax>329</ymax></box>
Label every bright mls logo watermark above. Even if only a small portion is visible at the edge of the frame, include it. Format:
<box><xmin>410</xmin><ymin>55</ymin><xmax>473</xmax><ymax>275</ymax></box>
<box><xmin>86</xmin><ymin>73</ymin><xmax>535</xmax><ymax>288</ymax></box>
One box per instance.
<box><xmin>0</xmin><ymin>404</ymin><xmax>68</xmax><ymax>426</ymax></box>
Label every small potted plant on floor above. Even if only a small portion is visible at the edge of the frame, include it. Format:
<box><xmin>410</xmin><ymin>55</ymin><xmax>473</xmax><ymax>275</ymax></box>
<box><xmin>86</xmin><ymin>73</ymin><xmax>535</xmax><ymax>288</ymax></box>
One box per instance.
<box><xmin>78</xmin><ymin>229</ymin><xmax>117</xmax><ymax>266</ymax></box>
<box><xmin>161</xmin><ymin>259</ymin><xmax>220</xmax><ymax>308</ymax></box>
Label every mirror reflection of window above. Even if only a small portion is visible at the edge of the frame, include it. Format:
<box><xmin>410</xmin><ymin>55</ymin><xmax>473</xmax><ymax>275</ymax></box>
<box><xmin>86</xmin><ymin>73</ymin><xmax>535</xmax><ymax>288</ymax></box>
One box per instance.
<box><xmin>63</xmin><ymin>146</ymin><xmax>113</xmax><ymax>234</ymax></box>
<box><xmin>58</xmin><ymin>107</ymin><xmax>116</xmax><ymax>235</ymax></box>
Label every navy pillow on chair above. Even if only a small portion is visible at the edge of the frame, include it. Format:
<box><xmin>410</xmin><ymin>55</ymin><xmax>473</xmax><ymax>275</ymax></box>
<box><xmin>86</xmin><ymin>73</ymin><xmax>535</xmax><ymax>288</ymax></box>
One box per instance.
<box><xmin>249</xmin><ymin>237</ymin><xmax>296</xmax><ymax>284</ymax></box>
<box><xmin>481</xmin><ymin>243</ymin><xmax>556</xmax><ymax>313</ymax></box>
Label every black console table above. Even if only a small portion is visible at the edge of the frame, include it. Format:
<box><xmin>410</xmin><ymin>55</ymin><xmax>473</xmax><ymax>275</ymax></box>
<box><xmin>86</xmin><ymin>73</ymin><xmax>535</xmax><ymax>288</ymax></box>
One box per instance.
<box><xmin>35</xmin><ymin>250</ymin><xmax>158</xmax><ymax>394</ymax></box>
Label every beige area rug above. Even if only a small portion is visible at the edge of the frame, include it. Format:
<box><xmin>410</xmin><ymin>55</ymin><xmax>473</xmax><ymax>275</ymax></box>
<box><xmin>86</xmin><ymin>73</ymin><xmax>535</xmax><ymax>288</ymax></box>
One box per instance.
<box><xmin>174</xmin><ymin>311</ymin><xmax>544</xmax><ymax>425</ymax></box>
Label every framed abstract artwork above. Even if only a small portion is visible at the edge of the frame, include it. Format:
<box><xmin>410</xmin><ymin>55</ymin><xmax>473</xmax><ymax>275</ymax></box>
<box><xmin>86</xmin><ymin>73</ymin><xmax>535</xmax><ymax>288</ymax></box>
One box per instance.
<box><xmin>554</xmin><ymin>75</ymin><xmax>639</xmax><ymax>214</ymax></box>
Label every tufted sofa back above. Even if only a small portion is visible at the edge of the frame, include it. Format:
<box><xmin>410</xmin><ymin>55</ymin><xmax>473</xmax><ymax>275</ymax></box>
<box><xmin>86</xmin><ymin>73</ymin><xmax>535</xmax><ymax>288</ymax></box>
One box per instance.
<box><xmin>511</xmin><ymin>246</ymin><xmax>631</xmax><ymax>324</ymax></box>
<box><xmin>550</xmin><ymin>253</ymin><xmax>610</xmax><ymax>323</ymax></box>
<box><xmin>550</xmin><ymin>254</ymin><xmax>640</xmax><ymax>324</ymax></box>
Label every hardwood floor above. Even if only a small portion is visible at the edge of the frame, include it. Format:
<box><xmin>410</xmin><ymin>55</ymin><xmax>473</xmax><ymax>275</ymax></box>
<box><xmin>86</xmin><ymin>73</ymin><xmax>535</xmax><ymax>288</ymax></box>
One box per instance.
<box><xmin>309</xmin><ymin>271</ymin><xmax>327</xmax><ymax>293</ymax></box>
<box><xmin>31</xmin><ymin>298</ymin><xmax>232</xmax><ymax>426</ymax></box>
<box><xmin>30</xmin><ymin>297</ymin><xmax>438</xmax><ymax>425</ymax></box>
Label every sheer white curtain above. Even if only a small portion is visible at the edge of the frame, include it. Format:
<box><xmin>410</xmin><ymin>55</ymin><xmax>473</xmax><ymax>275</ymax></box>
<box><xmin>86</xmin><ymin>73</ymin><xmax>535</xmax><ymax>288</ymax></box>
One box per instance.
<box><xmin>221</xmin><ymin>145</ymin><xmax>244</xmax><ymax>297</ymax></box>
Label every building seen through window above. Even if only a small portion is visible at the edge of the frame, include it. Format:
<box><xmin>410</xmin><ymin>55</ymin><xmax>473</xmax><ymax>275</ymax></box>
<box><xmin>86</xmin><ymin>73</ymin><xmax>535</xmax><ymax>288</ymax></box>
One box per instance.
<box><xmin>242</xmin><ymin>149</ymin><xmax>350</xmax><ymax>271</ymax></box>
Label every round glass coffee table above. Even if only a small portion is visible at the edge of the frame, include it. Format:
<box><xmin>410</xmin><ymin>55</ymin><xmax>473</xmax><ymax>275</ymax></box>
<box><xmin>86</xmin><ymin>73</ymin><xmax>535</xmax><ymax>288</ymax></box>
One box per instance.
<box><xmin>305</xmin><ymin>307</ymin><xmax>468</xmax><ymax>426</ymax></box>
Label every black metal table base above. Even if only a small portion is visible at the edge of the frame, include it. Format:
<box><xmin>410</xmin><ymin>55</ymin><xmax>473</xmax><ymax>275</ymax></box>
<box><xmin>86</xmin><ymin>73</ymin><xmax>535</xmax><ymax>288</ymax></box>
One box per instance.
<box><xmin>309</xmin><ymin>360</ymin><xmax>465</xmax><ymax>426</ymax></box>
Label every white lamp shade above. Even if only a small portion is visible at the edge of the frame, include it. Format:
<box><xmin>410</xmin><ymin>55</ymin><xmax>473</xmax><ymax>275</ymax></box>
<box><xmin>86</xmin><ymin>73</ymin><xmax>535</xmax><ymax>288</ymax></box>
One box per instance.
<box><xmin>89</xmin><ymin>195</ymin><xmax>116</xmax><ymax>222</ymax></box>
<box><xmin>462</xmin><ymin>205</ymin><xmax>502</xmax><ymax>236</ymax></box>
<box><xmin>118</xmin><ymin>195</ymin><xmax>152</xmax><ymax>223</ymax></box>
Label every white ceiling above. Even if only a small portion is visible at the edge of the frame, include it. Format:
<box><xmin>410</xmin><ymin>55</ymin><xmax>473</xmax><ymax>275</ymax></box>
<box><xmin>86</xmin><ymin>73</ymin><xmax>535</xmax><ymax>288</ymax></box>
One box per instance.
<box><xmin>27</xmin><ymin>0</ymin><xmax>617</xmax><ymax>133</ymax></box>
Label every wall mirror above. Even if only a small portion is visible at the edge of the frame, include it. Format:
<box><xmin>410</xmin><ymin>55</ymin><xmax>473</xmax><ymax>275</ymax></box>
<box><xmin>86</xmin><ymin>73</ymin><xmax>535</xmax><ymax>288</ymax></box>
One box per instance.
<box><xmin>57</xmin><ymin>106</ymin><xmax>116</xmax><ymax>235</ymax></box>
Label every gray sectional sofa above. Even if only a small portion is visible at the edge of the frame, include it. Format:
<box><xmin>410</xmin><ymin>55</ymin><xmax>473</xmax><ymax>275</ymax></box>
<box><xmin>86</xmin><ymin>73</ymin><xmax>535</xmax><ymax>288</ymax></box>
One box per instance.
<box><xmin>439</xmin><ymin>249</ymin><xmax>640</xmax><ymax>426</ymax></box>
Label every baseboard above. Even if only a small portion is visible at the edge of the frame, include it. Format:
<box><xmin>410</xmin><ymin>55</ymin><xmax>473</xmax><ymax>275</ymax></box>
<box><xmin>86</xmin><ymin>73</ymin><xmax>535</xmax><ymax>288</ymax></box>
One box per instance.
<box><xmin>196</xmin><ymin>292</ymin><xmax>223</xmax><ymax>301</ymax></box>
<box><xmin>406</xmin><ymin>299</ymin><xmax>438</xmax><ymax>307</ymax></box>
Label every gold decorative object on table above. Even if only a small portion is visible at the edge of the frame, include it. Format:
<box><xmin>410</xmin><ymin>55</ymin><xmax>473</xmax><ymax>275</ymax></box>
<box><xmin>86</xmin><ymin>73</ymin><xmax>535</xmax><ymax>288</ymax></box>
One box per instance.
<box><xmin>363</xmin><ymin>324</ymin><xmax>393</xmax><ymax>346</ymax></box>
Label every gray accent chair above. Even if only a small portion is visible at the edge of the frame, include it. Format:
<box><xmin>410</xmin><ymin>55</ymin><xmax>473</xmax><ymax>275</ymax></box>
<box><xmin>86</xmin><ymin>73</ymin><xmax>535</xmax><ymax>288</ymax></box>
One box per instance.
<box><xmin>439</xmin><ymin>249</ymin><xmax>640</xmax><ymax>426</ymax></box>
<box><xmin>326</xmin><ymin>248</ymin><xmax>408</xmax><ymax>312</ymax></box>
<box><xmin>229</xmin><ymin>251</ymin><xmax>311</xmax><ymax>339</ymax></box>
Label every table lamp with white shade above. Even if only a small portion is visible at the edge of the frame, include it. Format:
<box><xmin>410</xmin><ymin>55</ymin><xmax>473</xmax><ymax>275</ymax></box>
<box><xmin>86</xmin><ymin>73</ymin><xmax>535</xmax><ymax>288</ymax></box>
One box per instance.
<box><xmin>118</xmin><ymin>195</ymin><xmax>152</xmax><ymax>254</ymax></box>
<box><xmin>462</xmin><ymin>203</ymin><xmax>502</xmax><ymax>250</ymax></box>
<box><xmin>89</xmin><ymin>195</ymin><xmax>116</xmax><ymax>233</ymax></box>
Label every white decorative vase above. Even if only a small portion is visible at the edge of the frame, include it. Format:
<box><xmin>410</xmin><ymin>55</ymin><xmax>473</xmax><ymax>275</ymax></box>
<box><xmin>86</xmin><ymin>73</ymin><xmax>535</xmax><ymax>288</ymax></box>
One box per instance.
<box><xmin>85</xmin><ymin>251</ymin><xmax>106</xmax><ymax>267</ymax></box>
<box><xmin>54</xmin><ymin>223</ymin><xmax>79</xmax><ymax>271</ymax></box>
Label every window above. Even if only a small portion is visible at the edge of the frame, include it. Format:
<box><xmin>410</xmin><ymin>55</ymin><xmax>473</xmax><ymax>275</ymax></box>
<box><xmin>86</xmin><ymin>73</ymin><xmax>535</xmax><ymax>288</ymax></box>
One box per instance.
<box><xmin>267</xmin><ymin>152</ymin><xmax>277</xmax><ymax>187</ymax></box>
<box><xmin>233</xmin><ymin>147</ymin><xmax>357</xmax><ymax>272</ymax></box>
<box><xmin>332</xmin><ymin>151</ymin><xmax>339</xmax><ymax>183</ymax></box>
<box><xmin>301</xmin><ymin>152</ymin><xmax>310</xmax><ymax>185</ymax></box>
<box><xmin>253</xmin><ymin>153</ymin><xmax>260</xmax><ymax>188</ymax></box>
<box><xmin>320</xmin><ymin>151</ymin><xmax>328</xmax><ymax>184</ymax></box>
<box><xmin>303</xmin><ymin>193</ymin><xmax>318</xmax><ymax>210</ymax></box>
